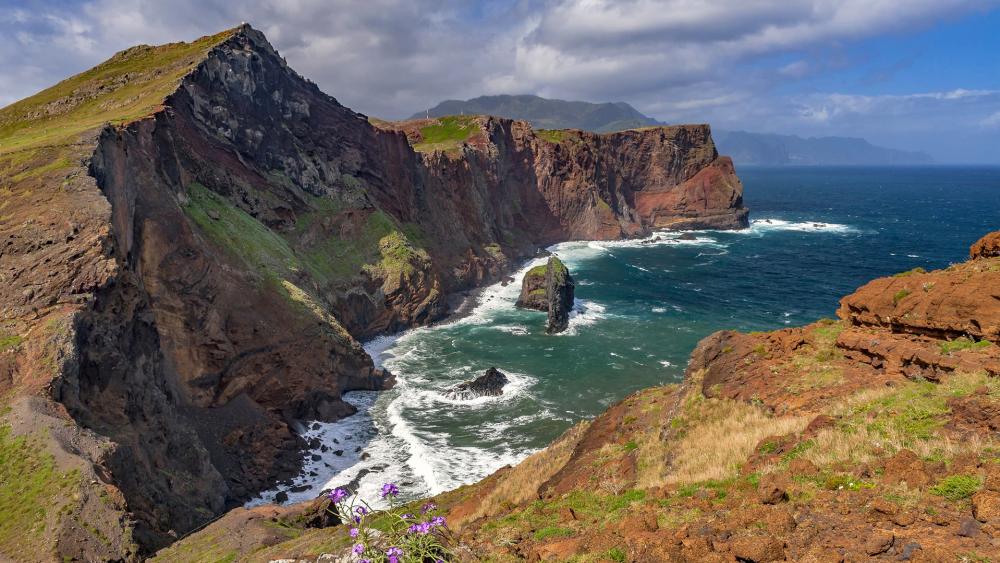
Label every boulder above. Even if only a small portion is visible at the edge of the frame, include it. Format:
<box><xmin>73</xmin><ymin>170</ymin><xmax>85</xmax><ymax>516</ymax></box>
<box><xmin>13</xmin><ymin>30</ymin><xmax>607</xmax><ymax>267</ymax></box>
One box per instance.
<box><xmin>515</xmin><ymin>256</ymin><xmax>576</xmax><ymax>334</ymax></box>
<box><xmin>970</xmin><ymin>230</ymin><xmax>1000</xmax><ymax>259</ymax></box>
<box><xmin>448</xmin><ymin>367</ymin><xmax>509</xmax><ymax>399</ymax></box>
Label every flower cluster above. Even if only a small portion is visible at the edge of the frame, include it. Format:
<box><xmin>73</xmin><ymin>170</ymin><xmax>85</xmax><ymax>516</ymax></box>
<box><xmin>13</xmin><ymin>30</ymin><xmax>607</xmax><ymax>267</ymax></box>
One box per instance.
<box><xmin>325</xmin><ymin>483</ymin><xmax>452</xmax><ymax>562</ymax></box>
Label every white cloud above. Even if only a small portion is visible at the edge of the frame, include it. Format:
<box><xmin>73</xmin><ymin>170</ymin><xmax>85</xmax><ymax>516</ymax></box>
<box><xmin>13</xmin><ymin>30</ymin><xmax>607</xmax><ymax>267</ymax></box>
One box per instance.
<box><xmin>1</xmin><ymin>0</ymin><xmax>999</xmax><ymax>160</ymax></box>
<box><xmin>982</xmin><ymin>111</ymin><xmax>1000</xmax><ymax>128</ymax></box>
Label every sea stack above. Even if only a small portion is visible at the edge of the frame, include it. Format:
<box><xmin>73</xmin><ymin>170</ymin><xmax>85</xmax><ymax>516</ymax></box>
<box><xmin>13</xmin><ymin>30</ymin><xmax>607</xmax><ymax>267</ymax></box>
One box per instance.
<box><xmin>516</xmin><ymin>256</ymin><xmax>576</xmax><ymax>334</ymax></box>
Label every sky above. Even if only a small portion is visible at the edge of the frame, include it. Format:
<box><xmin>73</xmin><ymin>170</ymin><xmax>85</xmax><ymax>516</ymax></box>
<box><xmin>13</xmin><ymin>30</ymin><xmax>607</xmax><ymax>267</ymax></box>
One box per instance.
<box><xmin>2</xmin><ymin>0</ymin><xmax>999</xmax><ymax>163</ymax></box>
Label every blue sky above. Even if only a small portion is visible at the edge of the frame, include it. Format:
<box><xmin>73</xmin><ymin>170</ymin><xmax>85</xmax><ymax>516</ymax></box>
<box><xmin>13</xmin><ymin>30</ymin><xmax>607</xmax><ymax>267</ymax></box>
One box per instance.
<box><xmin>2</xmin><ymin>0</ymin><xmax>999</xmax><ymax>162</ymax></box>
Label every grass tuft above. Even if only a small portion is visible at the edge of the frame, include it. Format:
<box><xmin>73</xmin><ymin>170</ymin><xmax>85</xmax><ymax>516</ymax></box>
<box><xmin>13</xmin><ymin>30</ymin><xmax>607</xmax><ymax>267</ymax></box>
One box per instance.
<box><xmin>929</xmin><ymin>475</ymin><xmax>982</xmax><ymax>501</ymax></box>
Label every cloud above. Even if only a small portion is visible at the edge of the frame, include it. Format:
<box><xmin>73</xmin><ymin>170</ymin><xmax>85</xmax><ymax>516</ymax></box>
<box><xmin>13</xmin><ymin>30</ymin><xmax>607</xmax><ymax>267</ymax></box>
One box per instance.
<box><xmin>982</xmin><ymin>111</ymin><xmax>1000</xmax><ymax>128</ymax></box>
<box><xmin>1</xmin><ymin>0</ymin><xmax>999</xmax><ymax>161</ymax></box>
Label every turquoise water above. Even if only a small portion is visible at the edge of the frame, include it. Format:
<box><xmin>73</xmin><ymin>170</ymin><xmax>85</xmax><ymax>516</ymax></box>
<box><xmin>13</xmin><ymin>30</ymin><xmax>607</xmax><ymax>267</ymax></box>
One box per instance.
<box><xmin>257</xmin><ymin>166</ymin><xmax>1000</xmax><ymax>506</ymax></box>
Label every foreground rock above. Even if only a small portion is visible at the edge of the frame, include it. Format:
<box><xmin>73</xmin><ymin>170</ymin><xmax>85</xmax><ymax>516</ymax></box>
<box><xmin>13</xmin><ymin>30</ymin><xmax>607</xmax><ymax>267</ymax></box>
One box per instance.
<box><xmin>448</xmin><ymin>367</ymin><xmax>509</xmax><ymax>399</ymax></box>
<box><xmin>162</xmin><ymin>230</ymin><xmax>1000</xmax><ymax>562</ymax></box>
<box><xmin>516</xmin><ymin>256</ymin><xmax>576</xmax><ymax>333</ymax></box>
<box><xmin>0</xmin><ymin>24</ymin><xmax>746</xmax><ymax>560</ymax></box>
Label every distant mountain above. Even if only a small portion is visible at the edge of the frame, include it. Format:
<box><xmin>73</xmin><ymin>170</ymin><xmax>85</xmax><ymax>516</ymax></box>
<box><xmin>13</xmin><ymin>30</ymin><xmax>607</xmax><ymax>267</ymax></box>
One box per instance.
<box><xmin>714</xmin><ymin>130</ymin><xmax>933</xmax><ymax>166</ymax></box>
<box><xmin>414</xmin><ymin>95</ymin><xmax>932</xmax><ymax>165</ymax></box>
<box><xmin>410</xmin><ymin>94</ymin><xmax>661</xmax><ymax>133</ymax></box>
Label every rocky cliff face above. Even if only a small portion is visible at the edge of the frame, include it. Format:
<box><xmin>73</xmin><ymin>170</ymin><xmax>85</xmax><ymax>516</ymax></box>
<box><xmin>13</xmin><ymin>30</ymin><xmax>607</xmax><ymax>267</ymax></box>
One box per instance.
<box><xmin>0</xmin><ymin>25</ymin><xmax>746</xmax><ymax>559</ymax></box>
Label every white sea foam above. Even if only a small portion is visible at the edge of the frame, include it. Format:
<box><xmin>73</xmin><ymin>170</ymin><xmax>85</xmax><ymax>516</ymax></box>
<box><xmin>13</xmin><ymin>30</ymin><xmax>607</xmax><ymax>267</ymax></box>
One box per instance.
<box><xmin>651</xmin><ymin>307</ymin><xmax>667</xmax><ymax>313</ymax></box>
<box><xmin>734</xmin><ymin>218</ymin><xmax>857</xmax><ymax>234</ymax></box>
<box><xmin>556</xmin><ymin>300</ymin><xmax>607</xmax><ymax>336</ymax></box>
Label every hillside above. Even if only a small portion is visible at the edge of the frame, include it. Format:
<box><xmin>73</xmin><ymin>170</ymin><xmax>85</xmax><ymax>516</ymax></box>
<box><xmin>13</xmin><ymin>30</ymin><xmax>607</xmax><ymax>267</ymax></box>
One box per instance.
<box><xmin>411</xmin><ymin>94</ymin><xmax>662</xmax><ymax>133</ymax></box>
<box><xmin>0</xmin><ymin>25</ymin><xmax>746</xmax><ymax>561</ymax></box>
<box><xmin>715</xmin><ymin>130</ymin><xmax>934</xmax><ymax>166</ymax></box>
<box><xmin>158</xmin><ymin>232</ymin><xmax>1000</xmax><ymax>562</ymax></box>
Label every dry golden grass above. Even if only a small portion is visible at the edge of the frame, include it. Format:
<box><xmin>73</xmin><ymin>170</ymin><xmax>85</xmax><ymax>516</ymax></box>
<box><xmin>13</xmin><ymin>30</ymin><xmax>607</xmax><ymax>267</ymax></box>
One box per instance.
<box><xmin>457</xmin><ymin>420</ymin><xmax>590</xmax><ymax>525</ymax></box>
<box><xmin>804</xmin><ymin>371</ymin><xmax>997</xmax><ymax>468</ymax></box>
<box><xmin>657</xmin><ymin>395</ymin><xmax>810</xmax><ymax>486</ymax></box>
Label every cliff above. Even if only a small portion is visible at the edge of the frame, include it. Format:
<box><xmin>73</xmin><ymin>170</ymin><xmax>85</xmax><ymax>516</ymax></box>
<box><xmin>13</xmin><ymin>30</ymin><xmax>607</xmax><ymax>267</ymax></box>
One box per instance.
<box><xmin>0</xmin><ymin>25</ymin><xmax>746</xmax><ymax>560</ymax></box>
<box><xmin>160</xmin><ymin>230</ymin><xmax>1000</xmax><ymax>561</ymax></box>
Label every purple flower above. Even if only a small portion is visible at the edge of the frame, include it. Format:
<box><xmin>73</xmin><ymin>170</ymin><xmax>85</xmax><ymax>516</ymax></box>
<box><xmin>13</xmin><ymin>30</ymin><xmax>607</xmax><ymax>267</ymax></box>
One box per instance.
<box><xmin>407</xmin><ymin>522</ymin><xmax>433</xmax><ymax>535</ymax></box>
<box><xmin>353</xmin><ymin>515</ymin><xmax>361</xmax><ymax>524</ymax></box>
<box><xmin>421</xmin><ymin>501</ymin><xmax>437</xmax><ymax>513</ymax></box>
<box><xmin>401</xmin><ymin>513</ymin><xmax>414</xmax><ymax>520</ymax></box>
<box><xmin>349</xmin><ymin>527</ymin><xmax>359</xmax><ymax>538</ymax></box>
<box><xmin>352</xmin><ymin>544</ymin><xmax>365</xmax><ymax>555</ymax></box>
<box><xmin>386</xmin><ymin>546</ymin><xmax>404</xmax><ymax>563</ymax></box>
<box><xmin>355</xmin><ymin>506</ymin><xmax>369</xmax><ymax>516</ymax></box>
<box><xmin>431</xmin><ymin>515</ymin><xmax>446</xmax><ymax>527</ymax></box>
<box><xmin>381</xmin><ymin>482</ymin><xmax>399</xmax><ymax>498</ymax></box>
<box><xmin>328</xmin><ymin>488</ymin><xmax>348</xmax><ymax>503</ymax></box>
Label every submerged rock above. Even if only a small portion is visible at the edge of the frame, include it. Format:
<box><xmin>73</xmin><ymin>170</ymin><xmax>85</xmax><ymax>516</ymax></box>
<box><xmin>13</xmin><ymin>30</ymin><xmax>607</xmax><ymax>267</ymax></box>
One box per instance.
<box><xmin>448</xmin><ymin>367</ymin><xmax>509</xmax><ymax>399</ymax></box>
<box><xmin>516</xmin><ymin>256</ymin><xmax>576</xmax><ymax>334</ymax></box>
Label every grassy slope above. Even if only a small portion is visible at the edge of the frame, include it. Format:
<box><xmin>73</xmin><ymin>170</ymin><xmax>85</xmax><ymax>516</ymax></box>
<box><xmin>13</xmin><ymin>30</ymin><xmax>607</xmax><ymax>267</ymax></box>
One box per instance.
<box><xmin>412</xmin><ymin>116</ymin><xmax>480</xmax><ymax>153</ymax></box>
<box><xmin>0</xmin><ymin>28</ymin><xmax>236</xmax><ymax>155</ymax></box>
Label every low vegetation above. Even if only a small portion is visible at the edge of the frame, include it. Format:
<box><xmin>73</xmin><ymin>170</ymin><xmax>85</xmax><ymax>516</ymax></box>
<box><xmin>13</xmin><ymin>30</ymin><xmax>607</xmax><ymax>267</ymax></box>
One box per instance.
<box><xmin>412</xmin><ymin>116</ymin><xmax>480</xmax><ymax>153</ymax></box>
<box><xmin>940</xmin><ymin>337</ymin><xmax>992</xmax><ymax>355</ymax></box>
<box><xmin>0</xmin><ymin>425</ymin><xmax>80</xmax><ymax>558</ymax></box>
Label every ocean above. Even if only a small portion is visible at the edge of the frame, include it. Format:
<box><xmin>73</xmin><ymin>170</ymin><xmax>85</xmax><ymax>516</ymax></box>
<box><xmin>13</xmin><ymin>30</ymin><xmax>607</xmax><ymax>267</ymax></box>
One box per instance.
<box><xmin>253</xmin><ymin>166</ymin><xmax>1000</xmax><ymax>506</ymax></box>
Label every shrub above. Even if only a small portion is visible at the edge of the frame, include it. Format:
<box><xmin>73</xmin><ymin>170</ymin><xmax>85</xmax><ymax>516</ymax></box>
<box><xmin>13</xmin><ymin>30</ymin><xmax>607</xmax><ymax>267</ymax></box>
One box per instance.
<box><xmin>606</xmin><ymin>547</ymin><xmax>627</xmax><ymax>562</ymax></box>
<box><xmin>326</xmin><ymin>484</ymin><xmax>452</xmax><ymax>562</ymax></box>
<box><xmin>929</xmin><ymin>475</ymin><xmax>982</xmax><ymax>501</ymax></box>
<box><xmin>892</xmin><ymin>288</ymin><xmax>911</xmax><ymax>306</ymax></box>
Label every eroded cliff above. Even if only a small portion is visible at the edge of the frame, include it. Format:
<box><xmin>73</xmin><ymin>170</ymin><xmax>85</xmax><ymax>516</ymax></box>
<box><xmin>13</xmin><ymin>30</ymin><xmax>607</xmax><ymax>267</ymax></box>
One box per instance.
<box><xmin>0</xmin><ymin>24</ymin><xmax>746</xmax><ymax>560</ymax></box>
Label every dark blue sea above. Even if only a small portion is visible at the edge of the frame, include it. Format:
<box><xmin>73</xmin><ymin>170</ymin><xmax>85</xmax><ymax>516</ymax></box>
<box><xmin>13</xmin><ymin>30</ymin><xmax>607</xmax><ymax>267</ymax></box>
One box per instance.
<box><xmin>257</xmin><ymin>166</ymin><xmax>1000</xmax><ymax>505</ymax></box>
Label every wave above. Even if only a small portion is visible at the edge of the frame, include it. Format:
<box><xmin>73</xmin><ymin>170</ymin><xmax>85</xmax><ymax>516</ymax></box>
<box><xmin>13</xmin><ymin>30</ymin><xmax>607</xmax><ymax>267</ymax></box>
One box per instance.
<box><xmin>736</xmin><ymin>218</ymin><xmax>857</xmax><ymax>234</ymax></box>
<box><xmin>556</xmin><ymin>300</ymin><xmax>607</xmax><ymax>336</ymax></box>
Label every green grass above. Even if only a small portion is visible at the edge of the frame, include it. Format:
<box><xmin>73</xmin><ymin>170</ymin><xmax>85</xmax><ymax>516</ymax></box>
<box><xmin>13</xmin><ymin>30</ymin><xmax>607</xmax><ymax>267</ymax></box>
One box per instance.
<box><xmin>606</xmin><ymin>547</ymin><xmax>627</xmax><ymax>562</ymax></box>
<box><xmin>785</xmin><ymin>321</ymin><xmax>845</xmax><ymax>391</ymax></box>
<box><xmin>892</xmin><ymin>288</ymin><xmax>911</xmax><ymax>305</ymax></box>
<box><xmin>362</xmin><ymin>231</ymin><xmax>430</xmax><ymax>282</ymax></box>
<box><xmin>535</xmin><ymin>129</ymin><xmax>570</xmax><ymax>144</ymax></box>
<box><xmin>412</xmin><ymin>116</ymin><xmax>480</xmax><ymax>153</ymax></box>
<box><xmin>893</xmin><ymin>267</ymin><xmax>926</xmax><ymax>277</ymax></box>
<box><xmin>0</xmin><ymin>28</ymin><xmax>236</xmax><ymax>155</ymax></box>
<box><xmin>0</xmin><ymin>425</ymin><xmax>81</xmax><ymax>556</ymax></box>
<box><xmin>929</xmin><ymin>474</ymin><xmax>982</xmax><ymax>501</ymax></box>
<box><xmin>940</xmin><ymin>337</ymin><xmax>992</xmax><ymax>355</ymax></box>
<box><xmin>0</xmin><ymin>334</ymin><xmax>24</xmax><ymax>352</ymax></box>
<box><xmin>525</xmin><ymin>264</ymin><xmax>548</xmax><ymax>279</ymax></box>
<box><xmin>533</xmin><ymin>526</ymin><xmax>574</xmax><ymax>541</ymax></box>
<box><xmin>183</xmin><ymin>182</ymin><xmax>301</xmax><ymax>280</ymax></box>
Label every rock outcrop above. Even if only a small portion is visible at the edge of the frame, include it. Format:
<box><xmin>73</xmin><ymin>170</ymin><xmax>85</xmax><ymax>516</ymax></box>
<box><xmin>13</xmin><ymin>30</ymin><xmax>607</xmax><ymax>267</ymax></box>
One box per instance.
<box><xmin>0</xmin><ymin>25</ymin><xmax>746</xmax><ymax>559</ymax></box>
<box><xmin>448</xmin><ymin>367</ymin><xmax>509</xmax><ymax>399</ymax></box>
<box><xmin>516</xmin><ymin>256</ymin><xmax>576</xmax><ymax>333</ymax></box>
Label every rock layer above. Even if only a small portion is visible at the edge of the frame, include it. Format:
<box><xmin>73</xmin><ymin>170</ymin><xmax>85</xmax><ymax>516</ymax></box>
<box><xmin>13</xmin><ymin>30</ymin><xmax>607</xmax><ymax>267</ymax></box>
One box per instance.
<box><xmin>0</xmin><ymin>25</ymin><xmax>746</xmax><ymax>558</ymax></box>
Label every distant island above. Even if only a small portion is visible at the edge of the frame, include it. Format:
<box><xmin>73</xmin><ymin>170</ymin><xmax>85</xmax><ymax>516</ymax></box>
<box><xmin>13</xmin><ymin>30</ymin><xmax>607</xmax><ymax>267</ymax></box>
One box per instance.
<box><xmin>412</xmin><ymin>94</ymin><xmax>933</xmax><ymax>166</ymax></box>
<box><xmin>714</xmin><ymin>130</ymin><xmax>933</xmax><ymax>166</ymax></box>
